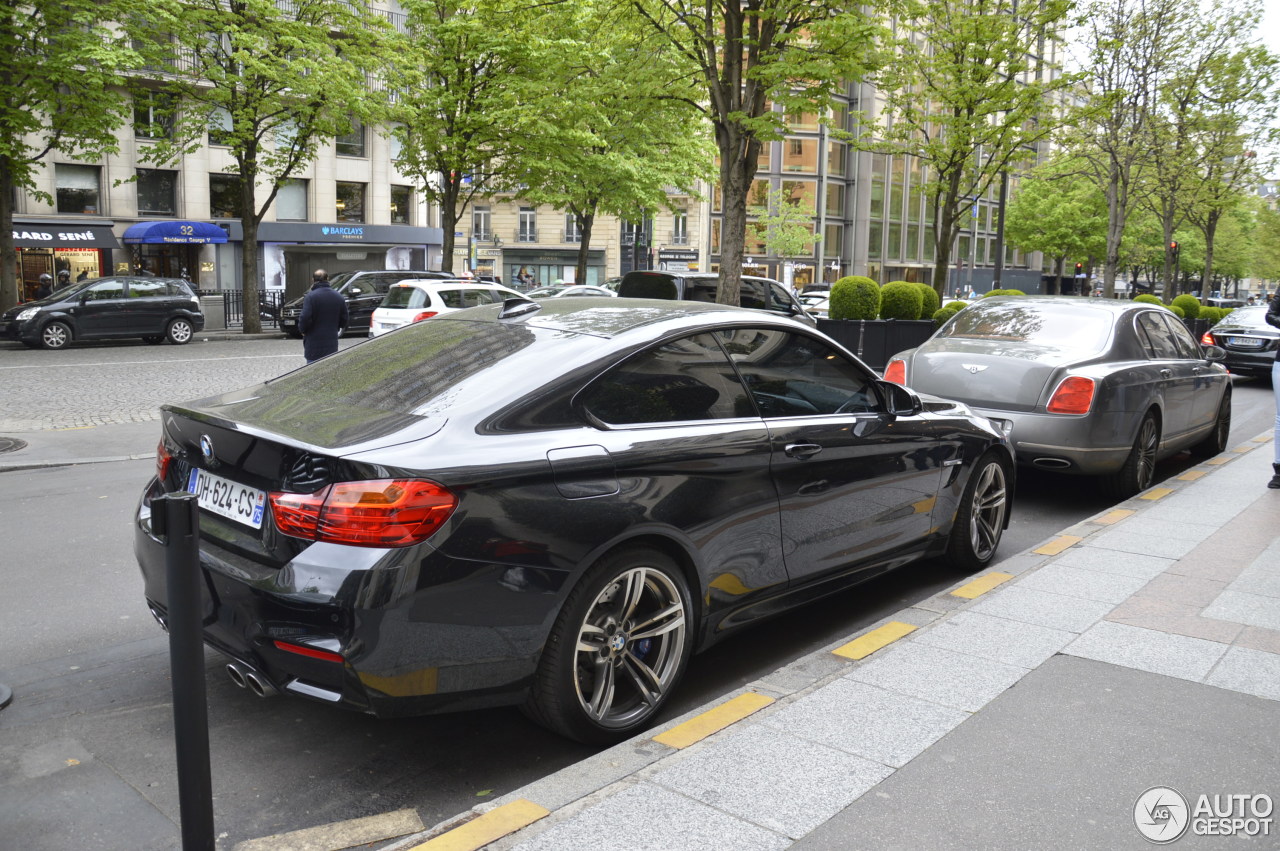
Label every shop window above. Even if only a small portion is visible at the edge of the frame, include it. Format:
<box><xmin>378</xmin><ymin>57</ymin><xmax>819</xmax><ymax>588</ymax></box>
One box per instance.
<box><xmin>134</xmin><ymin>90</ymin><xmax>175</xmax><ymax>140</ymax></box>
<box><xmin>277</xmin><ymin>178</ymin><xmax>307</xmax><ymax>221</ymax></box>
<box><xmin>210</xmin><ymin>174</ymin><xmax>243</xmax><ymax>218</ymax></box>
<box><xmin>335</xmin><ymin>181</ymin><xmax>365</xmax><ymax>222</ymax></box>
<box><xmin>56</xmin><ymin>164</ymin><xmax>101</xmax><ymax>215</ymax></box>
<box><xmin>390</xmin><ymin>185</ymin><xmax>411</xmax><ymax>224</ymax></box>
<box><xmin>336</xmin><ymin>120</ymin><xmax>366</xmax><ymax>157</ymax></box>
<box><xmin>136</xmin><ymin>169</ymin><xmax>177</xmax><ymax>216</ymax></box>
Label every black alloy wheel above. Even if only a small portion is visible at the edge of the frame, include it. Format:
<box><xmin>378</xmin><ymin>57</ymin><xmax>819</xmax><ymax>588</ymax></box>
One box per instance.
<box><xmin>945</xmin><ymin>452</ymin><xmax>1010</xmax><ymax>572</ymax></box>
<box><xmin>1189</xmin><ymin>392</ymin><xmax>1231</xmax><ymax>458</ymax></box>
<box><xmin>525</xmin><ymin>547</ymin><xmax>693</xmax><ymax>744</ymax></box>
<box><xmin>1104</xmin><ymin>412</ymin><xmax>1160</xmax><ymax>499</ymax></box>
<box><xmin>40</xmin><ymin>321</ymin><xmax>72</xmax><ymax>350</ymax></box>
<box><xmin>166</xmin><ymin>318</ymin><xmax>194</xmax><ymax>345</ymax></box>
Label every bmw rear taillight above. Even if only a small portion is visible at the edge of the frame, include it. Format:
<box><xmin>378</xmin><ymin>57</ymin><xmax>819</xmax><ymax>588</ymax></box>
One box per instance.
<box><xmin>1046</xmin><ymin>376</ymin><xmax>1096</xmax><ymax>414</ymax></box>
<box><xmin>273</xmin><ymin>640</ymin><xmax>344</xmax><ymax>663</ymax></box>
<box><xmin>156</xmin><ymin>440</ymin><xmax>172</xmax><ymax>482</ymax></box>
<box><xmin>412</xmin><ymin>311</ymin><xmax>438</xmax><ymax>322</ymax></box>
<box><xmin>270</xmin><ymin>479</ymin><xmax>457</xmax><ymax>547</ymax></box>
<box><xmin>884</xmin><ymin>359</ymin><xmax>906</xmax><ymax>384</ymax></box>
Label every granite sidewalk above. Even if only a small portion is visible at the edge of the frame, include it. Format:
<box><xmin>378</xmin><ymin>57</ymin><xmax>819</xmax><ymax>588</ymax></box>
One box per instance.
<box><xmin>380</xmin><ymin>433</ymin><xmax>1280</xmax><ymax>851</ymax></box>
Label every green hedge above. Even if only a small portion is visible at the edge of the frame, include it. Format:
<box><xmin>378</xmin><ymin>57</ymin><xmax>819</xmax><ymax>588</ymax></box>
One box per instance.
<box><xmin>1169</xmin><ymin>304</ymin><xmax>1185</xmax><ymax>318</ymax></box>
<box><xmin>829</xmin><ymin>275</ymin><xmax>881</xmax><ymax>320</ymax></box>
<box><xmin>1170</xmin><ymin>294</ymin><xmax>1201</xmax><ymax>319</ymax></box>
<box><xmin>944</xmin><ymin>300</ymin><xmax>969</xmax><ymax>312</ymax></box>
<box><xmin>932</xmin><ymin>307</ymin><xmax>958</xmax><ymax>327</ymax></box>
<box><xmin>1134</xmin><ymin>294</ymin><xmax>1163</xmax><ymax>305</ymax></box>
<box><xmin>880</xmin><ymin>281</ymin><xmax>924</xmax><ymax>320</ymax></box>
<box><xmin>913</xmin><ymin>282</ymin><xmax>941</xmax><ymax>317</ymax></box>
<box><xmin>1198</xmin><ymin>306</ymin><xmax>1226</xmax><ymax>325</ymax></box>
<box><xmin>984</xmin><ymin>288</ymin><xmax>1026</xmax><ymax>298</ymax></box>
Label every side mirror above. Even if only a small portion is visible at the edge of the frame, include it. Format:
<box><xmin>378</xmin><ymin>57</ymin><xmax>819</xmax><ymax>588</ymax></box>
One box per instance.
<box><xmin>1202</xmin><ymin>344</ymin><xmax>1226</xmax><ymax>362</ymax></box>
<box><xmin>878</xmin><ymin>380</ymin><xmax>923</xmax><ymax>416</ymax></box>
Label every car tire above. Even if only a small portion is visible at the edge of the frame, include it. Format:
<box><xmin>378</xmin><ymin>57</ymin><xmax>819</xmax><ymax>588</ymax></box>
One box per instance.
<box><xmin>523</xmin><ymin>547</ymin><xmax>693</xmax><ymax>744</ymax></box>
<box><xmin>944</xmin><ymin>451</ymin><xmax>1011</xmax><ymax>572</ymax></box>
<box><xmin>142</xmin><ymin>336</ymin><xmax>164</xmax><ymax>345</ymax></box>
<box><xmin>166</xmin><ymin>318</ymin><xmax>194</xmax><ymax>345</ymax></box>
<box><xmin>1189</xmin><ymin>391</ymin><xmax>1231</xmax><ymax>458</ymax></box>
<box><xmin>1103</xmin><ymin>411</ymin><xmax>1160</xmax><ymax>499</ymax></box>
<box><xmin>40</xmin><ymin>321</ymin><xmax>72</xmax><ymax>350</ymax></box>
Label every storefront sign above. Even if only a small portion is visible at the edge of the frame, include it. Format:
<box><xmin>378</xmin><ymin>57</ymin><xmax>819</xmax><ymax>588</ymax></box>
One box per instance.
<box><xmin>659</xmin><ymin>249</ymin><xmax>699</xmax><ymax>262</ymax></box>
<box><xmin>256</xmin><ymin>222</ymin><xmax>444</xmax><ymax>247</ymax></box>
<box><xmin>11</xmin><ymin>224</ymin><xmax>120</xmax><ymax>249</ymax></box>
<box><xmin>122</xmin><ymin>221</ymin><xmax>228</xmax><ymax>244</ymax></box>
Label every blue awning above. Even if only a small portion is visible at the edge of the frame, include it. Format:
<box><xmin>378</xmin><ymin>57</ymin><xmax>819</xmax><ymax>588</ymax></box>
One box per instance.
<box><xmin>122</xmin><ymin>221</ymin><xmax>229</xmax><ymax>244</ymax></box>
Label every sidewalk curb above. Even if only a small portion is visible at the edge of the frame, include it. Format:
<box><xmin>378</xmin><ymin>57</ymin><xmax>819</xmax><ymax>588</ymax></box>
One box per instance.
<box><xmin>379</xmin><ymin>433</ymin><xmax>1277</xmax><ymax>851</ymax></box>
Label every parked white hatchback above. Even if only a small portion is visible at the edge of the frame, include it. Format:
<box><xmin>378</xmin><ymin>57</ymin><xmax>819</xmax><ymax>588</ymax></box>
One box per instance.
<box><xmin>369</xmin><ymin>280</ymin><xmax>523</xmax><ymax>337</ymax></box>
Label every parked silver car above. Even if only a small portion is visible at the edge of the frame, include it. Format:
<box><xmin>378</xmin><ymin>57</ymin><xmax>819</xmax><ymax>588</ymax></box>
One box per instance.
<box><xmin>885</xmin><ymin>296</ymin><xmax>1232</xmax><ymax>497</ymax></box>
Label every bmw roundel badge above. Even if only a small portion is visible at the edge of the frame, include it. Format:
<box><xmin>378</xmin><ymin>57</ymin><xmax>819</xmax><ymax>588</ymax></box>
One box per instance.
<box><xmin>199</xmin><ymin>434</ymin><xmax>215</xmax><ymax>463</ymax></box>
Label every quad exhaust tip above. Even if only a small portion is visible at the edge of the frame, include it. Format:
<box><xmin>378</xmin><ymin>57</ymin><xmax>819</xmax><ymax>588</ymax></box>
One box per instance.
<box><xmin>225</xmin><ymin>662</ymin><xmax>278</xmax><ymax>697</ymax></box>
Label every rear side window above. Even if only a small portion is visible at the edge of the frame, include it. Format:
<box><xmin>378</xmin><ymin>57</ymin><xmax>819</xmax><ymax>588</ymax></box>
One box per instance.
<box><xmin>439</xmin><ymin>288</ymin><xmax>505</xmax><ymax>308</ymax></box>
<box><xmin>84</xmin><ymin>279</ymin><xmax>125</xmax><ymax>301</ymax></box>
<box><xmin>1158</xmin><ymin>312</ymin><xmax>1202</xmax><ymax>359</ymax></box>
<box><xmin>128</xmin><ymin>279</ymin><xmax>168</xmax><ymax>298</ymax></box>
<box><xmin>1135</xmin><ymin>312</ymin><xmax>1183</xmax><ymax>359</ymax></box>
<box><xmin>716</xmin><ymin>328</ymin><xmax>879</xmax><ymax>417</ymax></box>
<box><xmin>618</xmin><ymin>272</ymin><xmax>679</xmax><ymax>299</ymax></box>
<box><xmin>581</xmin><ymin>333</ymin><xmax>755</xmax><ymax>425</ymax></box>
<box><xmin>738</xmin><ymin>279</ymin><xmax>766</xmax><ymax>311</ymax></box>
<box><xmin>166</xmin><ymin>281</ymin><xmax>194</xmax><ymax>297</ymax></box>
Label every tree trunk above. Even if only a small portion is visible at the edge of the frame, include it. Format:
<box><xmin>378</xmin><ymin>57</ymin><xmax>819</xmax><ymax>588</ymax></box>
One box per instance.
<box><xmin>438</xmin><ymin>180</ymin><xmax>462</xmax><ymax>274</ymax></box>
<box><xmin>1102</xmin><ymin>171</ymin><xmax>1125</xmax><ymax>299</ymax></box>
<box><xmin>715</xmin><ymin>121</ymin><xmax>759</xmax><ymax>306</ymax></box>
<box><xmin>1052</xmin><ymin>256</ymin><xmax>1064</xmax><ymax>296</ymax></box>
<box><xmin>1201</xmin><ymin>209</ymin><xmax>1220</xmax><ymax>300</ymax></box>
<box><xmin>575</xmin><ymin>208</ymin><xmax>596</xmax><ymax>285</ymax></box>
<box><xmin>0</xmin><ymin>156</ymin><xmax>18</xmax><ymax>311</ymax></box>
<box><xmin>240</xmin><ymin>175</ymin><xmax>262</xmax><ymax>334</ymax></box>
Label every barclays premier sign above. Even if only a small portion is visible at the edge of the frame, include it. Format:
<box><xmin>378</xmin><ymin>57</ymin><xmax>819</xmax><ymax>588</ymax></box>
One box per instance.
<box><xmin>321</xmin><ymin>226</ymin><xmax>365</xmax><ymax>240</ymax></box>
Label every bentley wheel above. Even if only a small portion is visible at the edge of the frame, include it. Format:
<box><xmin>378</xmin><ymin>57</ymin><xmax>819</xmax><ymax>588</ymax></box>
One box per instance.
<box><xmin>525</xmin><ymin>547</ymin><xmax>693</xmax><ymax>744</ymax></box>
<box><xmin>1104</xmin><ymin>412</ymin><xmax>1160</xmax><ymax>499</ymax></box>
<box><xmin>945</xmin><ymin>452</ymin><xmax>1010</xmax><ymax>572</ymax></box>
<box><xmin>40</xmin><ymin>321</ymin><xmax>71</xmax><ymax>350</ymax></box>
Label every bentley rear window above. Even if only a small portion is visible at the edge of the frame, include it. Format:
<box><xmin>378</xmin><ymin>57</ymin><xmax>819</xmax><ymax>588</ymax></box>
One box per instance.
<box><xmin>941</xmin><ymin>302</ymin><xmax>1112</xmax><ymax>352</ymax></box>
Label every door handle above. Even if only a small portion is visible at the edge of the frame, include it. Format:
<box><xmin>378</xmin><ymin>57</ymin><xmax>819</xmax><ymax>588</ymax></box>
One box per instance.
<box><xmin>1159</xmin><ymin>369</ymin><xmax>1173</xmax><ymax>378</ymax></box>
<box><xmin>785</xmin><ymin>443</ymin><xmax>823</xmax><ymax>459</ymax></box>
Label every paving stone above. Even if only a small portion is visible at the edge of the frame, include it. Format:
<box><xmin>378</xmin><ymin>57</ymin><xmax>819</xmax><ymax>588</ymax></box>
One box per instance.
<box><xmin>1011</xmin><ymin>562</ymin><xmax>1151</xmax><ymax>604</ymax></box>
<box><xmin>969</xmin><ymin>585</ymin><xmax>1114</xmax><ymax>633</ymax></box>
<box><xmin>1203</xmin><ymin>590</ymin><xmax>1280</xmax><ymax>631</ymax></box>
<box><xmin>512</xmin><ymin>782</ymin><xmax>789</xmax><ymax>851</ymax></box>
<box><xmin>843</xmin><ymin>642</ymin><xmax>1029</xmax><ymax>713</ymax></box>
<box><xmin>1064</xmin><ymin>621</ymin><xmax>1228</xmax><ymax>681</ymax></box>
<box><xmin>1235</xmin><ymin>626</ymin><xmax>1280</xmax><ymax>655</ymax></box>
<box><xmin>1106</xmin><ymin>596</ymin><xmax>1244</xmax><ymax>644</ymax></box>
<box><xmin>652</xmin><ymin>724</ymin><xmax>892</xmax><ymax>839</ymax></box>
<box><xmin>1080</xmin><ymin>529</ymin><xmax>1202</xmax><ymax>560</ymax></box>
<box><xmin>1205</xmin><ymin>646</ymin><xmax>1280</xmax><ymax>702</ymax></box>
<box><xmin>1049</xmin><ymin>547</ymin><xmax>1174</xmax><ymax>580</ymax></box>
<box><xmin>908</xmin><ymin>611</ymin><xmax>1075</xmax><ymax>669</ymax></box>
<box><xmin>759</xmin><ymin>679</ymin><xmax>969</xmax><ymax>768</ymax></box>
<box><xmin>1132</xmin><ymin>573</ymin><xmax>1229</xmax><ymax>608</ymax></box>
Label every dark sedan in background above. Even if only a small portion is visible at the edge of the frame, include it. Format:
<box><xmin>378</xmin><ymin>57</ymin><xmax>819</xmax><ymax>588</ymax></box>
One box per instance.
<box><xmin>1202</xmin><ymin>306</ymin><xmax>1280</xmax><ymax>377</ymax></box>
<box><xmin>886</xmin><ymin>296</ymin><xmax>1231</xmax><ymax>498</ymax></box>
<box><xmin>136</xmin><ymin>298</ymin><xmax>1013</xmax><ymax>743</ymax></box>
<box><xmin>1</xmin><ymin>276</ymin><xmax>204</xmax><ymax>349</ymax></box>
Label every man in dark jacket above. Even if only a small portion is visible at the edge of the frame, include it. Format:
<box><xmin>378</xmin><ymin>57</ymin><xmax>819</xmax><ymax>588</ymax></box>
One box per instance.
<box><xmin>299</xmin><ymin>269</ymin><xmax>348</xmax><ymax>362</ymax></box>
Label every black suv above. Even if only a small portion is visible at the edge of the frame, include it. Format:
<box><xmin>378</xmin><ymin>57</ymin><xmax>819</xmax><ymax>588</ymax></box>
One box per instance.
<box><xmin>280</xmin><ymin>270</ymin><xmax>456</xmax><ymax>338</ymax></box>
<box><xmin>1</xmin><ymin>276</ymin><xmax>204</xmax><ymax>349</ymax></box>
<box><xmin>616</xmin><ymin>271</ymin><xmax>817</xmax><ymax>326</ymax></box>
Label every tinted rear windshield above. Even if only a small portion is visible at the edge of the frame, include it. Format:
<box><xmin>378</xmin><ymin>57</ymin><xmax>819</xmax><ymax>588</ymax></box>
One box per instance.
<box><xmin>382</xmin><ymin>285</ymin><xmax>426</xmax><ymax>309</ymax></box>
<box><xmin>940</xmin><ymin>301</ymin><xmax>1113</xmax><ymax>353</ymax></box>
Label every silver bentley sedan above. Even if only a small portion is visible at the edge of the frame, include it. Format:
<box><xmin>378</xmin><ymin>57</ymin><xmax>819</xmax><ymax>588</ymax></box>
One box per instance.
<box><xmin>885</xmin><ymin>296</ymin><xmax>1232</xmax><ymax>498</ymax></box>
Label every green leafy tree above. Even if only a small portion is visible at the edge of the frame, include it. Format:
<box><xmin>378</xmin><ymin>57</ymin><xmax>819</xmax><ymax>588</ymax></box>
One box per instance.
<box><xmin>1004</xmin><ymin>155</ymin><xmax>1108</xmax><ymax>294</ymax></box>
<box><xmin>139</xmin><ymin>0</ymin><xmax>389</xmax><ymax>333</ymax></box>
<box><xmin>0</xmin><ymin>0</ymin><xmax>144</xmax><ymax>311</ymax></box>
<box><xmin>749</xmin><ymin>187</ymin><xmax>821</xmax><ymax>264</ymax></box>
<box><xmin>627</xmin><ymin>0</ymin><xmax>882</xmax><ymax>306</ymax></box>
<box><xmin>1248</xmin><ymin>203</ymin><xmax>1280</xmax><ymax>285</ymax></box>
<box><xmin>873</xmin><ymin>0</ymin><xmax>1077</xmax><ymax>299</ymax></box>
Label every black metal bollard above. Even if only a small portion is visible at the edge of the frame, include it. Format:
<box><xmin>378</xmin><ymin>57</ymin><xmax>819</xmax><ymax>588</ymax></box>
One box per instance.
<box><xmin>155</xmin><ymin>492</ymin><xmax>215</xmax><ymax>851</ymax></box>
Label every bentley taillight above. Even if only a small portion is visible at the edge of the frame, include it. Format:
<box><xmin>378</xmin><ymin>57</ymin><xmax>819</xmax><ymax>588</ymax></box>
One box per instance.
<box><xmin>270</xmin><ymin>479</ymin><xmax>457</xmax><ymax>547</ymax></box>
<box><xmin>1046</xmin><ymin>376</ymin><xmax>1096</xmax><ymax>414</ymax></box>
<box><xmin>884</xmin><ymin>359</ymin><xmax>906</xmax><ymax>384</ymax></box>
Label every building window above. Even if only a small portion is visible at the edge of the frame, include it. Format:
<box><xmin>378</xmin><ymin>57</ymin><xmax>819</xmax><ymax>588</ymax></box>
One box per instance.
<box><xmin>472</xmin><ymin>205</ymin><xmax>490</xmax><ymax>240</ymax></box>
<box><xmin>335</xmin><ymin>182</ymin><xmax>365</xmax><ymax>222</ymax></box>
<box><xmin>823</xmin><ymin>223</ymin><xmax>843</xmax><ymax>259</ymax></box>
<box><xmin>209</xmin><ymin>174</ymin><xmax>243</xmax><ymax>218</ymax></box>
<box><xmin>136</xmin><ymin>169</ymin><xmax>177</xmax><ymax>216</ymax></box>
<box><xmin>208</xmin><ymin>107</ymin><xmax>233</xmax><ymax>147</ymax></box>
<box><xmin>335</xmin><ymin>121</ymin><xmax>366</xmax><ymax>157</ymax></box>
<box><xmin>564</xmin><ymin>213</ymin><xmax>581</xmax><ymax>243</ymax></box>
<box><xmin>783</xmin><ymin>139</ymin><xmax>818</xmax><ymax>173</ymax></box>
<box><xmin>134</xmin><ymin>90</ymin><xmax>175</xmax><ymax>140</ymax></box>
<box><xmin>672</xmin><ymin>210</ymin><xmax>688</xmax><ymax>245</ymax></box>
<box><xmin>390</xmin><ymin>185</ymin><xmax>411</xmax><ymax>224</ymax></box>
<box><xmin>518</xmin><ymin>207</ymin><xmax>536</xmax><ymax>242</ymax></box>
<box><xmin>56</xmin><ymin>164</ymin><xmax>101</xmax><ymax>215</ymax></box>
<box><xmin>277</xmin><ymin>178</ymin><xmax>307</xmax><ymax>221</ymax></box>
<box><xmin>824</xmin><ymin>183</ymin><xmax>844</xmax><ymax>217</ymax></box>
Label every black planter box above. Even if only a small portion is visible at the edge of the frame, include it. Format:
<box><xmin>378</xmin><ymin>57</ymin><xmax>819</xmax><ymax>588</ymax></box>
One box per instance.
<box><xmin>816</xmin><ymin>319</ymin><xmax>936</xmax><ymax>371</ymax></box>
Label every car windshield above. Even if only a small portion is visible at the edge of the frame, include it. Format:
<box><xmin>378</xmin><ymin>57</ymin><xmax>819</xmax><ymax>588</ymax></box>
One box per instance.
<box><xmin>381</xmin><ymin>285</ymin><xmax>426</xmax><ymax>309</ymax></box>
<box><xmin>327</xmin><ymin>271</ymin><xmax>356</xmax><ymax>290</ymax></box>
<box><xmin>939</xmin><ymin>300</ymin><xmax>1114</xmax><ymax>354</ymax></box>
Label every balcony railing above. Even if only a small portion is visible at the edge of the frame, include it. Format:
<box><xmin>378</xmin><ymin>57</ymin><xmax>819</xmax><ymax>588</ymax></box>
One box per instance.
<box><xmin>670</xmin><ymin>233</ymin><xmax>689</xmax><ymax>245</ymax></box>
<box><xmin>516</xmin><ymin>229</ymin><xmax>538</xmax><ymax>243</ymax></box>
<box><xmin>563</xmin><ymin>231</ymin><xmax>582</xmax><ymax>243</ymax></box>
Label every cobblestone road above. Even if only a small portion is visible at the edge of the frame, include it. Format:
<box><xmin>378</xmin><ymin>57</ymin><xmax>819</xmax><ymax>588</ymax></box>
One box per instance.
<box><xmin>0</xmin><ymin>337</ymin><xmax>359</xmax><ymax>431</ymax></box>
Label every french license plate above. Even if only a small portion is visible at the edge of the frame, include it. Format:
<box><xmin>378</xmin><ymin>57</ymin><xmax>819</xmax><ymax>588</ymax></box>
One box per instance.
<box><xmin>1227</xmin><ymin>336</ymin><xmax>1262</xmax><ymax>348</ymax></box>
<box><xmin>282</xmin><ymin>318</ymin><xmax>296</xmax><ymax>327</ymax></box>
<box><xmin>187</xmin><ymin>468</ymin><xmax>267</xmax><ymax>529</ymax></box>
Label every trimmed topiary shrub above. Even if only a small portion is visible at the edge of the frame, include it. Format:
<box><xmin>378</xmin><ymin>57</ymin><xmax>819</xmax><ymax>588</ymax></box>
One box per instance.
<box><xmin>932</xmin><ymin>307</ymin><xmax>958</xmax><ymax>327</ymax></box>
<box><xmin>1171</xmin><ymin>294</ymin><xmax>1201</xmax><ymax>319</ymax></box>
<box><xmin>1199</xmin><ymin>306</ymin><xmax>1225</xmax><ymax>324</ymax></box>
<box><xmin>1168</xmin><ymin>304</ymin><xmax>1185</xmax><ymax>318</ymax></box>
<box><xmin>880</xmin><ymin>281</ymin><xmax>924</xmax><ymax>320</ymax></box>
<box><xmin>829</xmin><ymin>275</ymin><xmax>881</xmax><ymax>320</ymax></box>
<box><xmin>1134</xmin><ymin>294</ymin><xmax>1163</xmax><ymax>305</ymax></box>
<box><xmin>983</xmin><ymin>288</ymin><xmax>1026</xmax><ymax>298</ymax></box>
<box><xmin>913</xmin><ymin>282</ymin><xmax>941</xmax><ymax>317</ymax></box>
<box><xmin>944</xmin><ymin>300</ymin><xmax>969</xmax><ymax>312</ymax></box>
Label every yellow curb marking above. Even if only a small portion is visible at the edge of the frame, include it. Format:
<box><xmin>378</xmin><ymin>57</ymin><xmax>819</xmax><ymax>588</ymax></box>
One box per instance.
<box><xmin>1095</xmin><ymin>509</ymin><xmax>1135</xmax><ymax>525</ymax></box>
<box><xmin>1139</xmin><ymin>487</ymin><xmax>1174</xmax><ymax>501</ymax></box>
<box><xmin>832</xmin><ymin>621</ymin><xmax>917</xmax><ymax>661</ymax></box>
<box><xmin>1205</xmin><ymin>457</ymin><xmax>1231</xmax><ymax>466</ymax></box>
<box><xmin>409</xmin><ymin>800</ymin><xmax>549</xmax><ymax>851</ymax></box>
<box><xmin>1177</xmin><ymin>471</ymin><xmax>1208</xmax><ymax>482</ymax></box>
<box><xmin>951</xmin><ymin>571</ymin><xmax>1016</xmax><ymax>599</ymax></box>
<box><xmin>1253</xmin><ymin>436</ymin><xmax>1272</xmax><ymax>443</ymax></box>
<box><xmin>236</xmin><ymin>808</ymin><xmax>425</xmax><ymax>851</ymax></box>
<box><xmin>1234</xmin><ymin>445</ymin><xmax>1255</xmax><ymax>454</ymax></box>
<box><xmin>1032</xmin><ymin>535</ymin><xmax>1083</xmax><ymax>557</ymax></box>
<box><xmin>653</xmin><ymin>692</ymin><xmax>774</xmax><ymax>749</ymax></box>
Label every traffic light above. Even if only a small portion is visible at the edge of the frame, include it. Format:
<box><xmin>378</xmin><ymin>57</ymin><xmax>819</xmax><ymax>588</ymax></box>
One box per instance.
<box><xmin>1075</xmin><ymin>263</ymin><xmax>1083</xmax><ymax>273</ymax></box>
<box><xmin>1169</xmin><ymin>240</ymin><xmax>1180</xmax><ymax>255</ymax></box>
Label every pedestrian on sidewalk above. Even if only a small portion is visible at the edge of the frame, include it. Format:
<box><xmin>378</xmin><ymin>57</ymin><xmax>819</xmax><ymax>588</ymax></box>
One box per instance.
<box><xmin>298</xmin><ymin>269</ymin><xmax>348</xmax><ymax>363</ymax></box>
<box><xmin>1268</xmin><ymin>290</ymin><xmax>1280</xmax><ymax>488</ymax></box>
